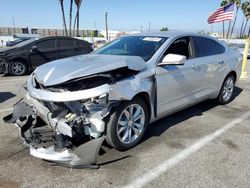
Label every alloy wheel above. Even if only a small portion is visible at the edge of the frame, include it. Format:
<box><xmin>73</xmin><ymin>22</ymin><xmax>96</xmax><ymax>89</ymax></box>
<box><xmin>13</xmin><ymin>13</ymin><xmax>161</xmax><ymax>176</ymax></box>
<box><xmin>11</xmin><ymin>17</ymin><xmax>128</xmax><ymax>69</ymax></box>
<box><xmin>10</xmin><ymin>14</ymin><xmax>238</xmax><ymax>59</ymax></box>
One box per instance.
<box><xmin>222</xmin><ymin>76</ymin><xmax>234</xmax><ymax>102</ymax></box>
<box><xmin>11</xmin><ymin>62</ymin><xmax>25</xmax><ymax>75</ymax></box>
<box><xmin>117</xmin><ymin>104</ymin><xmax>146</xmax><ymax>144</ymax></box>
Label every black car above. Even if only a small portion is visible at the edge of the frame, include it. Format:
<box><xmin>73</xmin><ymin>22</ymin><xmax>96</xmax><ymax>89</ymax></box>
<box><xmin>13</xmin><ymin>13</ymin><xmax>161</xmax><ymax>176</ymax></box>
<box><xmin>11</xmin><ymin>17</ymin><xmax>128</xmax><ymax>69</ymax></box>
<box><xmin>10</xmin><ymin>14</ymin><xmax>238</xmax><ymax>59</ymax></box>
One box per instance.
<box><xmin>0</xmin><ymin>36</ymin><xmax>93</xmax><ymax>76</ymax></box>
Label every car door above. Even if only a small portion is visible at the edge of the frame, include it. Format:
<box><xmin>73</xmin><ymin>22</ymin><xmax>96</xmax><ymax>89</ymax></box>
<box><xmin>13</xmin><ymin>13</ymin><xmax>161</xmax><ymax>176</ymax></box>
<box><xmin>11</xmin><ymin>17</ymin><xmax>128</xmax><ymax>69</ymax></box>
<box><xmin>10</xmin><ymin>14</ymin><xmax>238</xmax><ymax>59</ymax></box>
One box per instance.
<box><xmin>192</xmin><ymin>36</ymin><xmax>227</xmax><ymax>99</ymax></box>
<box><xmin>29</xmin><ymin>39</ymin><xmax>58</xmax><ymax>69</ymax></box>
<box><xmin>155</xmin><ymin>37</ymin><xmax>202</xmax><ymax>117</ymax></box>
<box><xmin>57</xmin><ymin>38</ymin><xmax>76</xmax><ymax>59</ymax></box>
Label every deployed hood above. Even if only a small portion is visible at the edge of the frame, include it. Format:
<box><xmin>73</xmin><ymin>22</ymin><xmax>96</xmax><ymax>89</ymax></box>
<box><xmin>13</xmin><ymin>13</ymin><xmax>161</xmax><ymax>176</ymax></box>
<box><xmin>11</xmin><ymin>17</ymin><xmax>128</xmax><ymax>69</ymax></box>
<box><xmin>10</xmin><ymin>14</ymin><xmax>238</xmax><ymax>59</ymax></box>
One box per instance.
<box><xmin>35</xmin><ymin>54</ymin><xmax>146</xmax><ymax>86</ymax></box>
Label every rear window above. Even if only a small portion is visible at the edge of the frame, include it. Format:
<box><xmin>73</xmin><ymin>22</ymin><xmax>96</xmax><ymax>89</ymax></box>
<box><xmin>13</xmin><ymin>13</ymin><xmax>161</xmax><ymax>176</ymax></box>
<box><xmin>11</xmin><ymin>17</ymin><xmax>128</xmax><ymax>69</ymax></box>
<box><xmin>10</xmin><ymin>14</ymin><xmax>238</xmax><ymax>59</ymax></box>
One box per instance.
<box><xmin>193</xmin><ymin>37</ymin><xmax>225</xmax><ymax>57</ymax></box>
<box><xmin>76</xmin><ymin>39</ymin><xmax>90</xmax><ymax>48</ymax></box>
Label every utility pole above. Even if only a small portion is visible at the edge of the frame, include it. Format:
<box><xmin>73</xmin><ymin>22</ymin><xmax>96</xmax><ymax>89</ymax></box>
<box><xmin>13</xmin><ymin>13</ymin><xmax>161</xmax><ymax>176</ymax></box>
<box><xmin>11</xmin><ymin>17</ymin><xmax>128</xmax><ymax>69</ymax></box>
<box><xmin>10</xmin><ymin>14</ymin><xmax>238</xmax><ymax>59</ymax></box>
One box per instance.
<box><xmin>141</xmin><ymin>25</ymin><xmax>143</xmax><ymax>33</ymax></box>
<box><xmin>12</xmin><ymin>16</ymin><xmax>16</xmax><ymax>34</ymax></box>
<box><xmin>148</xmin><ymin>22</ymin><xmax>151</xmax><ymax>32</ymax></box>
<box><xmin>105</xmin><ymin>12</ymin><xmax>109</xmax><ymax>41</ymax></box>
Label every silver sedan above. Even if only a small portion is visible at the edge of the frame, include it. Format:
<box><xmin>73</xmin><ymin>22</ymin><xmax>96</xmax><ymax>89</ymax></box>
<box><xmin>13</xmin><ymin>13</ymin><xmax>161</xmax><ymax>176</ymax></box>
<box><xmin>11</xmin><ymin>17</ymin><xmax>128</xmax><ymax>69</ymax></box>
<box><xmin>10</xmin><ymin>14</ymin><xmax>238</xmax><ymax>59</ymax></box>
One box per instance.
<box><xmin>4</xmin><ymin>32</ymin><xmax>242</xmax><ymax>167</ymax></box>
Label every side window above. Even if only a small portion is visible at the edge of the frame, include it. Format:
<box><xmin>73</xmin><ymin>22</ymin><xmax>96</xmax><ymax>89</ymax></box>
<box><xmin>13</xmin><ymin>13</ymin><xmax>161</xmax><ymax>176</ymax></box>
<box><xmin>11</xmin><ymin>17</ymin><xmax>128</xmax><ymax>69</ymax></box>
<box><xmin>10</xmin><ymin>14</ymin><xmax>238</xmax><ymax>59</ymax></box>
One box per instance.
<box><xmin>76</xmin><ymin>39</ymin><xmax>89</xmax><ymax>48</ymax></box>
<box><xmin>58</xmin><ymin>39</ymin><xmax>75</xmax><ymax>48</ymax></box>
<box><xmin>193</xmin><ymin>37</ymin><xmax>225</xmax><ymax>57</ymax></box>
<box><xmin>35</xmin><ymin>40</ymin><xmax>56</xmax><ymax>50</ymax></box>
<box><xmin>163</xmin><ymin>37</ymin><xmax>191</xmax><ymax>60</ymax></box>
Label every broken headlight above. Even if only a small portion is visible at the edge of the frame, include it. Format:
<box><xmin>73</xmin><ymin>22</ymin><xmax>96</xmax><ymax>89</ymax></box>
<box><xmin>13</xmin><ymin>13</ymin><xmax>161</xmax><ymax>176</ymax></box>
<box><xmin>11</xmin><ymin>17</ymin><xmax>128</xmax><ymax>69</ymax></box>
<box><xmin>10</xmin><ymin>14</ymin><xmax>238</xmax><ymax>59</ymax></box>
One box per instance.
<box><xmin>90</xmin><ymin>93</ymin><xmax>108</xmax><ymax>105</ymax></box>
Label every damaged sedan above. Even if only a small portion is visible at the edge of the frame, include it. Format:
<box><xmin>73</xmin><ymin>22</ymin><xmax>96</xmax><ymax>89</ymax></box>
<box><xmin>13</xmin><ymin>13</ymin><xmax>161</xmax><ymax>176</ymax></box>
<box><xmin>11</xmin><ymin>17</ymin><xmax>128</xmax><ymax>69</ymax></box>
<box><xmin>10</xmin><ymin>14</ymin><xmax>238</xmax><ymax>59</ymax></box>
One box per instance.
<box><xmin>4</xmin><ymin>32</ymin><xmax>242</xmax><ymax>168</ymax></box>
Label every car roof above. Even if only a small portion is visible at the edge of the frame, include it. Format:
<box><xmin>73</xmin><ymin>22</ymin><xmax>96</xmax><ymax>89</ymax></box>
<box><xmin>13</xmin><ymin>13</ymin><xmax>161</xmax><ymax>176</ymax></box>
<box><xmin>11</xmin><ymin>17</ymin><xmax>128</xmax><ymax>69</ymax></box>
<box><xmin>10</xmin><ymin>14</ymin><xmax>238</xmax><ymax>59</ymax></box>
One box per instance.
<box><xmin>129</xmin><ymin>31</ymin><xmax>214</xmax><ymax>39</ymax></box>
<box><xmin>39</xmin><ymin>36</ymin><xmax>77</xmax><ymax>40</ymax></box>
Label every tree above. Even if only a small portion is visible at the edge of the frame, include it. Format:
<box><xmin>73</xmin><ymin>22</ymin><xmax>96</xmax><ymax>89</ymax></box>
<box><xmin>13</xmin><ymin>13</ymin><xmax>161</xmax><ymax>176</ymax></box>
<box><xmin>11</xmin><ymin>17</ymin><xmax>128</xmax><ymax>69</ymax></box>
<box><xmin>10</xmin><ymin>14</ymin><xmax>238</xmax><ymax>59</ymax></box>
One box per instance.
<box><xmin>242</xmin><ymin>3</ymin><xmax>250</xmax><ymax>37</ymax></box>
<box><xmin>73</xmin><ymin>0</ymin><xmax>82</xmax><ymax>37</ymax></box>
<box><xmin>228</xmin><ymin>0</ymin><xmax>241</xmax><ymax>39</ymax></box>
<box><xmin>160</xmin><ymin>27</ymin><xmax>169</xmax><ymax>31</ymax></box>
<box><xmin>69</xmin><ymin>0</ymin><xmax>73</xmax><ymax>36</ymax></box>
<box><xmin>221</xmin><ymin>0</ymin><xmax>228</xmax><ymax>38</ymax></box>
<box><xmin>59</xmin><ymin>0</ymin><xmax>68</xmax><ymax>36</ymax></box>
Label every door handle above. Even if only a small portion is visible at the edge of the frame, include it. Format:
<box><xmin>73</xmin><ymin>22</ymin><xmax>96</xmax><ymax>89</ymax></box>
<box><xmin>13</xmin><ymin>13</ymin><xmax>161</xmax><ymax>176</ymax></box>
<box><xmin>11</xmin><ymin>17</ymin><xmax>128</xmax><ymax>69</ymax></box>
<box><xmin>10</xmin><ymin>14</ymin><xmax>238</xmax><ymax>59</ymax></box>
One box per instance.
<box><xmin>217</xmin><ymin>60</ymin><xmax>224</xmax><ymax>65</ymax></box>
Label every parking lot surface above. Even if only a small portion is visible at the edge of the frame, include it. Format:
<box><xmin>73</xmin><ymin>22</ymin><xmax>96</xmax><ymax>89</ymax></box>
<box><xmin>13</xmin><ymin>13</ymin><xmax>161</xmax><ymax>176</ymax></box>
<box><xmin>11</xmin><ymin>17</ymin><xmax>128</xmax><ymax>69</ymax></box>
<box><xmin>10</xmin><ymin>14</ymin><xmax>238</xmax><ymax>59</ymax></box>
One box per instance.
<box><xmin>0</xmin><ymin>64</ymin><xmax>250</xmax><ymax>188</ymax></box>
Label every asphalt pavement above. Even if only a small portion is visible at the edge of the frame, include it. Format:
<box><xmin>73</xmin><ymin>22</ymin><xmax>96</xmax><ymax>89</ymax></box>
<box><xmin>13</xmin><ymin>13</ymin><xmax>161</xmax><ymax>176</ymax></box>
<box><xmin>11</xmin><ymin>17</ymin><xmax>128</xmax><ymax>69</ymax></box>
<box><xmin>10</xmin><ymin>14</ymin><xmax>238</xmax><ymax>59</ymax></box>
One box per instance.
<box><xmin>0</xmin><ymin>63</ymin><xmax>250</xmax><ymax>188</ymax></box>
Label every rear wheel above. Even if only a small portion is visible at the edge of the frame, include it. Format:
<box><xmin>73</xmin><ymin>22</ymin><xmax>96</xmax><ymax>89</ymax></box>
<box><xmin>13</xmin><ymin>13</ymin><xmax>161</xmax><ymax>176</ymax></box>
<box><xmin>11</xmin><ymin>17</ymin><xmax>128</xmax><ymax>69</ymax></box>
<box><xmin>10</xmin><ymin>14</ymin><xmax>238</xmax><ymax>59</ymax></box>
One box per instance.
<box><xmin>105</xmin><ymin>97</ymin><xmax>149</xmax><ymax>151</ymax></box>
<box><xmin>217</xmin><ymin>74</ymin><xmax>235</xmax><ymax>105</ymax></box>
<box><xmin>9</xmin><ymin>60</ymin><xmax>27</xmax><ymax>76</ymax></box>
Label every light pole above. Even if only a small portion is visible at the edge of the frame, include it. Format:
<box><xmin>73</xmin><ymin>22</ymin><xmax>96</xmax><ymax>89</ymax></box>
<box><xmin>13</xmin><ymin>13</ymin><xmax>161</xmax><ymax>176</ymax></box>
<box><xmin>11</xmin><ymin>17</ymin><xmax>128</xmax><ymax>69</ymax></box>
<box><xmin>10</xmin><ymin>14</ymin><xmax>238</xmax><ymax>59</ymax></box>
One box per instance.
<box><xmin>105</xmin><ymin>12</ymin><xmax>109</xmax><ymax>41</ymax></box>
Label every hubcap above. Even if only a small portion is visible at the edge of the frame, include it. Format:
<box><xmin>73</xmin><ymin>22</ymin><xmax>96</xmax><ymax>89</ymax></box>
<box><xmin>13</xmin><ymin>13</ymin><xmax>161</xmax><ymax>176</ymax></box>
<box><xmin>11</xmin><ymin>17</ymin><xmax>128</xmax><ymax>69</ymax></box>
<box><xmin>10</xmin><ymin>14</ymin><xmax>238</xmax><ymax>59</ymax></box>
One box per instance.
<box><xmin>222</xmin><ymin>77</ymin><xmax>234</xmax><ymax>102</ymax></box>
<box><xmin>117</xmin><ymin>104</ymin><xmax>145</xmax><ymax>144</ymax></box>
<box><xmin>11</xmin><ymin>62</ymin><xmax>24</xmax><ymax>74</ymax></box>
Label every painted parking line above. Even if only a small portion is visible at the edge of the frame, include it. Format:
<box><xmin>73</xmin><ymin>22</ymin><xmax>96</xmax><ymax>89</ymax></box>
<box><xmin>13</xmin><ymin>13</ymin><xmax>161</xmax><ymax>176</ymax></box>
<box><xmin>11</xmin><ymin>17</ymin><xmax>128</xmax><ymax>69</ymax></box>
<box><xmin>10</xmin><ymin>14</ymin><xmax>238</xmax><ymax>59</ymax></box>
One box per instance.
<box><xmin>0</xmin><ymin>108</ymin><xmax>12</xmax><ymax>113</ymax></box>
<box><xmin>0</xmin><ymin>78</ymin><xmax>27</xmax><ymax>83</ymax></box>
<box><xmin>123</xmin><ymin>110</ymin><xmax>250</xmax><ymax>188</ymax></box>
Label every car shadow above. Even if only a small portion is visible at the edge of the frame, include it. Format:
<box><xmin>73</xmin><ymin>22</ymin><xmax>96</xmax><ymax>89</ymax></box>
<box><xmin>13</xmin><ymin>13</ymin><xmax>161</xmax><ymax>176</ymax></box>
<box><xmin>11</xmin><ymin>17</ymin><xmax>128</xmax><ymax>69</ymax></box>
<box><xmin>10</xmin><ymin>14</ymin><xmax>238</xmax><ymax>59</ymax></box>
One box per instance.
<box><xmin>98</xmin><ymin>87</ymin><xmax>242</xmax><ymax>167</ymax></box>
<box><xmin>0</xmin><ymin>92</ymin><xmax>16</xmax><ymax>103</ymax></box>
<box><xmin>142</xmin><ymin>86</ymin><xmax>243</xmax><ymax>142</ymax></box>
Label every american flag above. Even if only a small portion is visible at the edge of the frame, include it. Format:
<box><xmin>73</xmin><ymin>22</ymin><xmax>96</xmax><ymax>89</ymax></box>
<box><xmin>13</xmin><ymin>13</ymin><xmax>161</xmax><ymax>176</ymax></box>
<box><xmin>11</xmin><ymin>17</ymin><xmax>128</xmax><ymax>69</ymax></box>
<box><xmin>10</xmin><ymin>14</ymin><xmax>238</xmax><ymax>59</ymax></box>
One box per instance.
<box><xmin>207</xmin><ymin>3</ymin><xmax>235</xmax><ymax>24</ymax></box>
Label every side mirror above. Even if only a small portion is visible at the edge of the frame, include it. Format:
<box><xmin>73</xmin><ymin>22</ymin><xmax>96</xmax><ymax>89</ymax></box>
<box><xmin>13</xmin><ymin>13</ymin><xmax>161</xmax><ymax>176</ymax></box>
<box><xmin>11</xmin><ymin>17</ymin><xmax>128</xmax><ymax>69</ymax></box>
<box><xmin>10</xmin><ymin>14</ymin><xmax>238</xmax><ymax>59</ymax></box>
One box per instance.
<box><xmin>30</xmin><ymin>45</ymin><xmax>38</xmax><ymax>52</ymax></box>
<box><xmin>158</xmin><ymin>54</ymin><xmax>186</xmax><ymax>66</ymax></box>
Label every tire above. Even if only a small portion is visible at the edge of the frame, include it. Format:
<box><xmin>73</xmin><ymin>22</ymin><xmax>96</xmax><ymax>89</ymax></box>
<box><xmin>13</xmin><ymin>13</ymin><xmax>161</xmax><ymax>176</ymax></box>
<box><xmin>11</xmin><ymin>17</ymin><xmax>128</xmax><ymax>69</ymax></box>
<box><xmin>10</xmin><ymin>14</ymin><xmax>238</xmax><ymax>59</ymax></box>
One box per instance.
<box><xmin>217</xmin><ymin>74</ymin><xmax>235</xmax><ymax>105</ymax></box>
<box><xmin>8</xmin><ymin>60</ymin><xmax>27</xmax><ymax>76</ymax></box>
<box><xmin>105</xmin><ymin>97</ymin><xmax>149</xmax><ymax>151</ymax></box>
<box><xmin>0</xmin><ymin>62</ymin><xmax>5</xmax><ymax>74</ymax></box>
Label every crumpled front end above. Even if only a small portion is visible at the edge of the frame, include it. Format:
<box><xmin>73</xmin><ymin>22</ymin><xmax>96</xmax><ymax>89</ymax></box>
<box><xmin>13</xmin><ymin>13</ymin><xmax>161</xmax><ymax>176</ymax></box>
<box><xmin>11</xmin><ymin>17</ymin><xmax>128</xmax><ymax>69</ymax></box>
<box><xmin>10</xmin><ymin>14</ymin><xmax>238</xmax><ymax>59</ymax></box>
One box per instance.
<box><xmin>3</xmin><ymin>55</ymin><xmax>154</xmax><ymax>168</ymax></box>
<box><xmin>3</xmin><ymin>74</ymin><xmax>118</xmax><ymax>168</ymax></box>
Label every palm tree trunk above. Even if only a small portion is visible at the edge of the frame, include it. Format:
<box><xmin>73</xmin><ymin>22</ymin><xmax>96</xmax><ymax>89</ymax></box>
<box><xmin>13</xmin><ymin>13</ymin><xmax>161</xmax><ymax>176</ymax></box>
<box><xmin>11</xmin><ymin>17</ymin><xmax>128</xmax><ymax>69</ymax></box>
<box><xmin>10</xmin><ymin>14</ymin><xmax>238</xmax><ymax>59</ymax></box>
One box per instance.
<box><xmin>76</xmin><ymin>9</ymin><xmax>80</xmax><ymax>37</ymax></box>
<box><xmin>73</xmin><ymin>14</ymin><xmax>76</xmax><ymax>37</ymax></box>
<box><xmin>227</xmin><ymin>20</ymin><xmax>232</xmax><ymax>39</ymax></box>
<box><xmin>69</xmin><ymin>0</ymin><xmax>73</xmax><ymax>36</ymax></box>
<box><xmin>59</xmin><ymin>0</ymin><xmax>68</xmax><ymax>36</ymax></box>
<box><xmin>223</xmin><ymin>21</ymin><xmax>225</xmax><ymax>38</ymax></box>
<box><xmin>240</xmin><ymin>17</ymin><xmax>245</xmax><ymax>38</ymax></box>
<box><xmin>243</xmin><ymin>19</ymin><xmax>249</xmax><ymax>36</ymax></box>
<box><xmin>230</xmin><ymin>9</ymin><xmax>239</xmax><ymax>39</ymax></box>
<box><xmin>248</xmin><ymin>25</ymin><xmax>250</xmax><ymax>37</ymax></box>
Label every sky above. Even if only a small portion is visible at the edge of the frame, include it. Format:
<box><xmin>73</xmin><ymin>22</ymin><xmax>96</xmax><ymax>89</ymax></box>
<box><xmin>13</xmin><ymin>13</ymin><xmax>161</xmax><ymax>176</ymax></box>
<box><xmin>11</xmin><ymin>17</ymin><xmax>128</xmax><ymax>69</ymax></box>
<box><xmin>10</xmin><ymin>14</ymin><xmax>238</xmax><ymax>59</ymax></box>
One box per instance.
<box><xmin>0</xmin><ymin>0</ymin><xmax>245</xmax><ymax>33</ymax></box>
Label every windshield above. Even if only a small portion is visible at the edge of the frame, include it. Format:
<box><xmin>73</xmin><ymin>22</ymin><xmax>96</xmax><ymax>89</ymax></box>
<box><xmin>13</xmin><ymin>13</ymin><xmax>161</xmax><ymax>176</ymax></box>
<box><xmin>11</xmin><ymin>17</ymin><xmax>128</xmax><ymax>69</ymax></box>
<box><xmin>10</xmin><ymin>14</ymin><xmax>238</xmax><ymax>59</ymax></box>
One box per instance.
<box><xmin>14</xmin><ymin>38</ymin><xmax>37</xmax><ymax>47</ymax></box>
<box><xmin>94</xmin><ymin>36</ymin><xmax>168</xmax><ymax>61</ymax></box>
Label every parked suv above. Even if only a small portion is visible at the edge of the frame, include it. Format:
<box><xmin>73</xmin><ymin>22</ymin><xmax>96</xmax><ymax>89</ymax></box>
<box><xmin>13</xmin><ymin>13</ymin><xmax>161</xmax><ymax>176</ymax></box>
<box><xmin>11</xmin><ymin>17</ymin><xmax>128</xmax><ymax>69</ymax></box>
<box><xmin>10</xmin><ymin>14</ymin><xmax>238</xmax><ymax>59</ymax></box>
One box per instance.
<box><xmin>0</xmin><ymin>36</ymin><xmax>93</xmax><ymax>76</ymax></box>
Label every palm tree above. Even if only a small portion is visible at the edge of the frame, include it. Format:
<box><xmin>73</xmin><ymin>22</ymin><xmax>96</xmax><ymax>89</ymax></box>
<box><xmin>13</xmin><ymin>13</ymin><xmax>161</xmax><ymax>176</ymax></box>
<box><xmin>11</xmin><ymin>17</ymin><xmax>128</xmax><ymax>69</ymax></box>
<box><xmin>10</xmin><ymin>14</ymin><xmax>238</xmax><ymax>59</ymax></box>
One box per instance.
<box><xmin>229</xmin><ymin>0</ymin><xmax>241</xmax><ymax>38</ymax></box>
<box><xmin>221</xmin><ymin>0</ymin><xmax>229</xmax><ymax>38</ymax></box>
<box><xmin>242</xmin><ymin>4</ymin><xmax>250</xmax><ymax>37</ymax></box>
<box><xmin>59</xmin><ymin>0</ymin><xmax>68</xmax><ymax>36</ymax></box>
<box><xmin>73</xmin><ymin>0</ymin><xmax>82</xmax><ymax>37</ymax></box>
<box><xmin>240</xmin><ymin>2</ymin><xmax>248</xmax><ymax>37</ymax></box>
<box><xmin>69</xmin><ymin>0</ymin><xmax>73</xmax><ymax>36</ymax></box>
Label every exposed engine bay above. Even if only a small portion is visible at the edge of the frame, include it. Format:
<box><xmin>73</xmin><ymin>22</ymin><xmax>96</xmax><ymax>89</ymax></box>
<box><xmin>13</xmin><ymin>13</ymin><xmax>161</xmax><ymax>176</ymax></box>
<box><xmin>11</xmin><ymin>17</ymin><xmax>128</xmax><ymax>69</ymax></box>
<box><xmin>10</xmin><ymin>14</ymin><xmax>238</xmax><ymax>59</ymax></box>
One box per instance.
<box><xmin>3</xmin><ymin>54</ymin><xmax>153</xmax><ymax>168</ymax></box>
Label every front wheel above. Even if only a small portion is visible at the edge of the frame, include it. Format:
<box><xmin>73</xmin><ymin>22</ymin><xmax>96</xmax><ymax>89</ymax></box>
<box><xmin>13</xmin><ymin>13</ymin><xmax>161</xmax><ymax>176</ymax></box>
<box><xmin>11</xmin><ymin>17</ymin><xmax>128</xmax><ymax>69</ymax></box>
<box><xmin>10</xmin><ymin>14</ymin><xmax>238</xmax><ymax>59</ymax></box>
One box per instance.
<box><xmin>105</xmin><ymin>97</ymin><xmax>149</xmax><ymax>151</ymax></box>
<box><xmin>9</xmin><ymin>60</ymin><xmax>27</xmax><ymax>76</ymax></box>
<box><xmin>217</xmin><ymin>74</ymin><xmax>235</xmax><ymax>105</ymax></box>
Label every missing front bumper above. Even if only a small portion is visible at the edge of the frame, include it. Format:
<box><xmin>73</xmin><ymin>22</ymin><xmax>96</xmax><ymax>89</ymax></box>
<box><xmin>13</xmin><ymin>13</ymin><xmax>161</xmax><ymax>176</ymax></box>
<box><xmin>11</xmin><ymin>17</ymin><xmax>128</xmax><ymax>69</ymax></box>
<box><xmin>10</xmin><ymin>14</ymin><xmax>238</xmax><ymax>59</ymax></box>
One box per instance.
<box><xmin>3</xmin><ymin>100</ymin><xmax>106</xmax><ymax>168</ymax></box>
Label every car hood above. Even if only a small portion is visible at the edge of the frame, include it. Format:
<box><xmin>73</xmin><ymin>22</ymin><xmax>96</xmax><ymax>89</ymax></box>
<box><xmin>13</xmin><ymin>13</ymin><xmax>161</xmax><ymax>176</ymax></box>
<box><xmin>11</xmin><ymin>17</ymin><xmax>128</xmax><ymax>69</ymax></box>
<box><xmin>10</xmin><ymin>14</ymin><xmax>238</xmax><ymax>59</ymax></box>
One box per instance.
<box><xmin>34</xmin><ymin>54</ymin><xmax>146</xmax><ymax>86</ymax></box>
